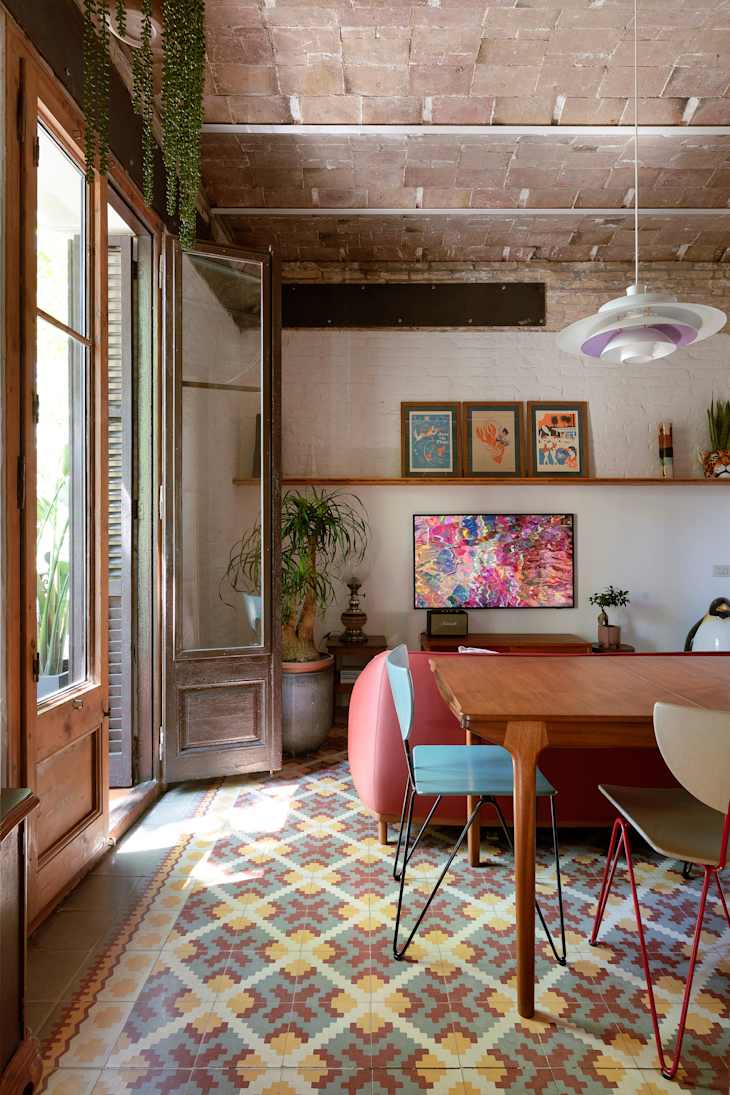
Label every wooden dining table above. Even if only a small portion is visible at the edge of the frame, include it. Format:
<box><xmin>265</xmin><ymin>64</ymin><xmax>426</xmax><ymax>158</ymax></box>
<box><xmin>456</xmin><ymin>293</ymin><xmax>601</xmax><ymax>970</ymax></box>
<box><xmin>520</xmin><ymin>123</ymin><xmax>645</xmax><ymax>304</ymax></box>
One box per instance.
<box><xmin>429</xmin><ymin>653</ymin><xmax>730</xmax><ymax>1019</ymax></box>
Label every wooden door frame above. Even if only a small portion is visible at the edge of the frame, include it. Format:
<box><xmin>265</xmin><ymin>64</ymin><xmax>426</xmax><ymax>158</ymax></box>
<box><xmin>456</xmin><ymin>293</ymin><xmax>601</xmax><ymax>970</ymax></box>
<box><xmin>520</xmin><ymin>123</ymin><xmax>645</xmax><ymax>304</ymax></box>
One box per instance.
<box><xmin>3</xmin><ymin>17</ymin><xmax>166</xmax><ymax>922</ymax></box>
<box><xmin>162</xmin><ymin>237</ymin><xmax>282</xmax><ymax>781</ymax></box>
<box><xmin>10</xmin><ymin>37</ymin><xmax>110</xmax><ymax>923</ymax></box>
<box><xmin>106</xmin><ymin>182</ymin><xmax>164</xmax><ymax>788</ymax></box>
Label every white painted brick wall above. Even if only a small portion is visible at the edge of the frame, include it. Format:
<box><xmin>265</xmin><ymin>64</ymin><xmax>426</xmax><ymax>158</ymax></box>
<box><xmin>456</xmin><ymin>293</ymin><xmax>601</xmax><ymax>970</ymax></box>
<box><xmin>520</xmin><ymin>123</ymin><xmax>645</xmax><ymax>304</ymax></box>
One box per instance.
<box><xmin>282</xmin><ymin>327</ymin><xmax>730</xmax><ymax>651</ymax></box>
<box><xmin>283</xmin><ymin>329</ymin><xmax>730</xmax><ymax>478</ymax></box>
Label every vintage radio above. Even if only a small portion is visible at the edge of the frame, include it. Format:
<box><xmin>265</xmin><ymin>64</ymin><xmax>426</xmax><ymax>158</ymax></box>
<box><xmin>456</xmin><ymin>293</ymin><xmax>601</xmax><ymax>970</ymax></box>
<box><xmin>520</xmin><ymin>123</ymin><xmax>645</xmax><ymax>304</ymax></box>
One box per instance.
<box><xmin>426</xmin><ymin>609</ymin><xmax>469</xmax><ymax>637</ymax></box>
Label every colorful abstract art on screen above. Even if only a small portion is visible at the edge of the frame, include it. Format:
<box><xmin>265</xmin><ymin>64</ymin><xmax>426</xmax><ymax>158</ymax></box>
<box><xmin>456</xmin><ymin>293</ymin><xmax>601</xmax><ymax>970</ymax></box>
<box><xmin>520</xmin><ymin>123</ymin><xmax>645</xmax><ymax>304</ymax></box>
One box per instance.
<box><xmin>413</xmin><ymin>513</ymin><xmax>575</xmax><ymax>608</ymax></box>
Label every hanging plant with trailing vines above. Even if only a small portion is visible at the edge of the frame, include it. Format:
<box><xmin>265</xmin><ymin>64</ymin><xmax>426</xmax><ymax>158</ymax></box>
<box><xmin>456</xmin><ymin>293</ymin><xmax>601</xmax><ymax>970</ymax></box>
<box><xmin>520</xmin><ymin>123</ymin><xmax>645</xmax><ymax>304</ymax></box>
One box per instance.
<box><xmin>82</xmin><ymin>0</ymin><xmax>206</xmax><ymax>248</ymax></box>
<box><xmin>131</xmin><ymin>0</ymin><xmax>155</xmax><ymax>206</ymax></box>
<box><xmin>82</xmin><ymin>0</ymin><xmax>111</xmax><ymax>183</ymax></box>
<box><xmin>162</xmin><ymin>0</ymin><xmax>205</xmax><ymax>247</ymax></box>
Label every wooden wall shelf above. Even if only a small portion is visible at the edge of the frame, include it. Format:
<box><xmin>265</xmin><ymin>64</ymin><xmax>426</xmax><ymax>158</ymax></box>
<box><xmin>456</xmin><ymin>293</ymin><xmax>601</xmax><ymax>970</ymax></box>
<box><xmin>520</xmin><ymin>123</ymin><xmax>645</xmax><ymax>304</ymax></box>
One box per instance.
<box><xmin>233</xmin><ymin>476</ymin><xmax>725</xmax><ymax>487</ymax></box>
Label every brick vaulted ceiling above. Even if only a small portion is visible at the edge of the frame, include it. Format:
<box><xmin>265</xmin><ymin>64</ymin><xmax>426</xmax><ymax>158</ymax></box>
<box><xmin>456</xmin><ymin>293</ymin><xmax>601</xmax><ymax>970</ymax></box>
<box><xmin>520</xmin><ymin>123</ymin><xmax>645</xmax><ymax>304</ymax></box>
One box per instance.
<box><xmin>200</xmin><ymin>0</ymin><xmax>730</xmax><ymax>261</ymax></box>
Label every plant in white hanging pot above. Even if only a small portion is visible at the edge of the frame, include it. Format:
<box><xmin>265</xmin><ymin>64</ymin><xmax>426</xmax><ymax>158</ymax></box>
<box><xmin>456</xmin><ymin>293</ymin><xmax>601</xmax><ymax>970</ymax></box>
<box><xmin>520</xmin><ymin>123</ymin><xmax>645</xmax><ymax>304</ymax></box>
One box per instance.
<box><xmin>589</xmin><ymin>586</ymin><xmax>631</xmax><ymax>649</ymax></box>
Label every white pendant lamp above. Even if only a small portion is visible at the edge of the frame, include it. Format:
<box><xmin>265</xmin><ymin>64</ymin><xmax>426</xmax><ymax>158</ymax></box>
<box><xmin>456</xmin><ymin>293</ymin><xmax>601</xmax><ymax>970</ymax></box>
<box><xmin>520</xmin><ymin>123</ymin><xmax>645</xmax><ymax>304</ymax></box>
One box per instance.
<box><xmin>557</xmin><ymin>0</ymin><xmax>726</xmax><ymax>363</ymax></box>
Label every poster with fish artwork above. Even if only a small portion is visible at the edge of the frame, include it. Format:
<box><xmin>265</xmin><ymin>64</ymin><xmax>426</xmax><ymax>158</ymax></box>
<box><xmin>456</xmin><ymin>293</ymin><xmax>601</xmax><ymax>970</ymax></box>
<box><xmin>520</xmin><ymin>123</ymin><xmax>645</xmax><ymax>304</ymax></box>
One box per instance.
<box><xmin>462</xmin><ymin>402</ymin><xmax>524</xmax><ymax>477</ymax></box>
<box><xmin>401</xmin><ymin>402</ymin><xmax>462</xmax><ymax>477</ymax></box>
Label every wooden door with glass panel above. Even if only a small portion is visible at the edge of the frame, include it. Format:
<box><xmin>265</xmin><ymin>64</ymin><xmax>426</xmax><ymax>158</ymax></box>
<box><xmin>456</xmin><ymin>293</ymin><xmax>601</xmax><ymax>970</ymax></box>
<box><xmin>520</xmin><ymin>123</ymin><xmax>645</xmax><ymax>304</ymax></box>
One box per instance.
<box><xmin>24</xmin><ymin>101</ymin><xmax>108</xmax><ymax>921</ymax></box>
<box><xmin>164</xmin><ymin>240</ymin><xmax>280</xmax><ymax>781</ymax></box>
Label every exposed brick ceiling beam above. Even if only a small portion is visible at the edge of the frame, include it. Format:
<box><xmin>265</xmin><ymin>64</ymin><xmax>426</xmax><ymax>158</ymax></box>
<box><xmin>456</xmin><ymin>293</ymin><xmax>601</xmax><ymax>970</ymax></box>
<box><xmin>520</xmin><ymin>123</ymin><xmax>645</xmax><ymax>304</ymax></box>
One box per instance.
<box><xmin>203</xmin><ymin>0</ymin><xmax>730</xmax><ymax>128</ymax></box>
<box><xmin>213</xmin><ymin>207</ymin><xmax>730</xmax><ymax>216</ymax></box>
<box><xmin>222</xmin><ymin>211</ymin><xmax>730</xmax><ymax>263</ymax></box>
<box><xmin>203</xmin><ymin>124</ymin><xmax>730</xmax><ymax>137</ymax></box>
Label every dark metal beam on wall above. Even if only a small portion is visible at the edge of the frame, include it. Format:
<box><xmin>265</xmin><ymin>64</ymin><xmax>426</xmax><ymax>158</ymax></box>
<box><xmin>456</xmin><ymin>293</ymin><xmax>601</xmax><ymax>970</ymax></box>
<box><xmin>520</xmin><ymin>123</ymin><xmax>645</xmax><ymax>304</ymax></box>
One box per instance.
<box><xmin>4</xmin><ymin>0</ymin><xmax>207</xmax><ymax>239</ymax></box>
<box><xmin>282</xmin><ymin>282</ymin><xmax>546</xmax><ymax>329</ymax></box>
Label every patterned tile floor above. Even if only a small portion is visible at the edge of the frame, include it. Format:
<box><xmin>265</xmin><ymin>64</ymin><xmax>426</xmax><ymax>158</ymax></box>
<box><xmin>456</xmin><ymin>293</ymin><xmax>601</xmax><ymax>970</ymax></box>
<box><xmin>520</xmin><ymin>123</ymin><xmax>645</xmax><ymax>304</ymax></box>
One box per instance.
<box><xmin>33</xmin><ymin>735</ymin><xmax>729</xmax><ymax>1094</ymax></box>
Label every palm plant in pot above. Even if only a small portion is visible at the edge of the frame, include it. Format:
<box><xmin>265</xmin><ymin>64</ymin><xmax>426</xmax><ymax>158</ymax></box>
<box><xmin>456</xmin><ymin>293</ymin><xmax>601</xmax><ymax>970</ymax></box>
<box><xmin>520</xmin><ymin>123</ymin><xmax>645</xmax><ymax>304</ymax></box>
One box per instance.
<box><xmin>221</xmin><ymin>488</ymin><xmax>368</xmax><ymax>755</ymax></box>
<box><xmin>589</xmin><ymin>585</ymin><xmax>630</xmax><ymax>649</ymax></box>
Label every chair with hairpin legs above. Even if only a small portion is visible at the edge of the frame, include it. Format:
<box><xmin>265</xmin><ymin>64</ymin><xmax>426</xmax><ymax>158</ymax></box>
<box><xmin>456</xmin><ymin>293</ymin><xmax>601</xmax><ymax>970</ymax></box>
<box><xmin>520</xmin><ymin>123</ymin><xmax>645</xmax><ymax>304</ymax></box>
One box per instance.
<box><xmin>386</xmin><ymin>644</ymin><xmax>566</xmax><ymax>963</ymax></box>
<box><xmin>590</xmin><ymin>702</ymin><xmax>730</xmax><ymax>1081</ymax></box>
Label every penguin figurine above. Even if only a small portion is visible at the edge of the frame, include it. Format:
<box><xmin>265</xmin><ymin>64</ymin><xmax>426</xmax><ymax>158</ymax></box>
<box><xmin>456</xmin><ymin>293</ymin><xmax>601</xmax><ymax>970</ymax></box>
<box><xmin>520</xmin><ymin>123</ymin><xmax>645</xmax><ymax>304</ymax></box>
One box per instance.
<box><xmin>684</xmin><ymin>597</ymin><xmax>730</xmax><ymax>651</ymax></box>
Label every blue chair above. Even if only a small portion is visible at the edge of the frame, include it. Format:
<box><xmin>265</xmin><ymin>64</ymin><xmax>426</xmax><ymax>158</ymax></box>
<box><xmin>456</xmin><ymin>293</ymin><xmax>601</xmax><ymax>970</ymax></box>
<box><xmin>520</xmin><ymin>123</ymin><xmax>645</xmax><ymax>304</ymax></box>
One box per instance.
<box><xmin>386</xmin><ymin>644</ymin><xmax>566</xmax><ymax>962</ymax></box>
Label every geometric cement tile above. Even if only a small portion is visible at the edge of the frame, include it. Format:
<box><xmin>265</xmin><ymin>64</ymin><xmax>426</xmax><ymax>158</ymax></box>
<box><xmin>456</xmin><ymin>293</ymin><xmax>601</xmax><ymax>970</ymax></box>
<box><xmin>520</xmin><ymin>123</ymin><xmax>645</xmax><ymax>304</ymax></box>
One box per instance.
<box><xmin>37</xmin><ymin>741</ymin><xmax>730</xmax><ymax>1095</ymax></box>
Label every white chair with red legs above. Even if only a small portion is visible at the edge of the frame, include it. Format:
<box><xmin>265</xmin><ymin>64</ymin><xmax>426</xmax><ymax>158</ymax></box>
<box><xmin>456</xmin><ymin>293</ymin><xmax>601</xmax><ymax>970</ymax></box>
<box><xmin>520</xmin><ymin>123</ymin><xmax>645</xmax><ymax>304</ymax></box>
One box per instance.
<box><xmin>590</xmin><ymin>702</ymin><xmax>730</xmax><ymax>1081</ymax></box>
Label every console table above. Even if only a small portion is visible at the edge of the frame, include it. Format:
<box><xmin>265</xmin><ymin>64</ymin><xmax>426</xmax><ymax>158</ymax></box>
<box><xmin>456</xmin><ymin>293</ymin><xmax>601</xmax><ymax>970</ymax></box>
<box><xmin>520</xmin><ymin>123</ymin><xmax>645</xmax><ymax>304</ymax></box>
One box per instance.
<box><xmin>0</xmin><ymin>789</ymin><xmax>41</xmax><ymax>1095</ymax></box>
<box><xmin>420</xmin><ymin>632</ymin><xmax>592</xmax><ymax>654</ymax></box>
<box><xmin>327</xmin><ymin>634</ymin><xmax>388</xmax><ymax>727</ymax></box>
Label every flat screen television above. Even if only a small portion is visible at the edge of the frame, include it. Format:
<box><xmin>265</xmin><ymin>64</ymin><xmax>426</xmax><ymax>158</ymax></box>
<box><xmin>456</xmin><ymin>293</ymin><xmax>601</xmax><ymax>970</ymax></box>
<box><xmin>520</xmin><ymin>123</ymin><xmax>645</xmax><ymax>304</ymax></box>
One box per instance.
<box><xmin>413</xmin><ymin>513</ymin><xmax>575</xmax><ymax>609</ymax></box>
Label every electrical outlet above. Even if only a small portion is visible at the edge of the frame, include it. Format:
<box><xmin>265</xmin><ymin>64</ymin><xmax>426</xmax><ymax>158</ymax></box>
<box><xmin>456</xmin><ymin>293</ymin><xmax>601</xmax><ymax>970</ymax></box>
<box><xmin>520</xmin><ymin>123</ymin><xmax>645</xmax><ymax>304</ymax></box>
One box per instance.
<box><xmin>712</xmin><ymin>564</ymin><xmax>730</xmax><ymax>577</ymax></box>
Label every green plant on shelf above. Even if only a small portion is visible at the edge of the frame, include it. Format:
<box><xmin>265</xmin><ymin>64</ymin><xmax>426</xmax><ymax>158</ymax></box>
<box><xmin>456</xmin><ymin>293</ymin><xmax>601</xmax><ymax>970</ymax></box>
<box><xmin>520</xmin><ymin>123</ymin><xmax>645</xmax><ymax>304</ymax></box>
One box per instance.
<box><xmin>589</xmin><ymin>585</ymin><xmax>630</xmax><ymax>628</ymax></box>
<box><xmin>707</xmin><ymin>396</ymin><xmax>730</xmax><ymax>452</ymax></box>
<box><xmin>37</xmin><ymin>474</ymin><xmax>71</xmax><ymax>677</ymax></box>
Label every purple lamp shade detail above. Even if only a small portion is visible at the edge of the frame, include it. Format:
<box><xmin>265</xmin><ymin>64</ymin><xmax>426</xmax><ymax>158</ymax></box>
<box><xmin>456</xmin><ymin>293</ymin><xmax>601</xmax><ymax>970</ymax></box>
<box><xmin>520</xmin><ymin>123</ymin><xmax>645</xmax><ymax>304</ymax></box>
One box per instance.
<box><xmin>581</xmin><ymin>322</ymin><xmax>698</xmax><ymax>358</ymax></box>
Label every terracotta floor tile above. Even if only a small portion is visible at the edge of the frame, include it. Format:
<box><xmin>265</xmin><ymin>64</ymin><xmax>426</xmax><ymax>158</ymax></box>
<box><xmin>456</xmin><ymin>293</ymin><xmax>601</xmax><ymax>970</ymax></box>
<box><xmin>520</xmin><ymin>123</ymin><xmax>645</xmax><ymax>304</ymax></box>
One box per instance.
<box><xmin>373</xmin><ymin>1070</ymin><xmax>465</xmax><ymax>1094</ymax></box>
<box><xmin>44</xmin><ymin>1067</ymin><xmax>101</xmax><ymax>1094</ymax></box>
<box><xmin>26</xmin><ymin>999</ymin><xmax>56</xmax><ymax>1035</ymax></box>
<box><xmin>60</xmin><ymin>874</ymin><xmax>147</xmax><ymax>913</ymax></box>
<box><xmin>92</xmin><ymin>1069</ymin><xmax>191</xmax><ymax>1093</ymax></box>
<box><xmin>28</xmin><ymin>945</ymin><xmax>94</xmax><ymax>1002</ymax></box>
<box><xmin>187</xmin><ymin>1070</ymin><xmax>286</xmax><ymax>1093</ymax></box>
<box><xmin>44</xmin><ymin>1000</ymin><xmax>137</xmax><ymax>1069</ymax></box>
<box><xmin>32</xmin><ymin>909</ymin><xmax>115</xmax><ymax>953</ymax></box>
<box><xmin>63</xmin><ymin>948</ymin><xmax>161</xmax><ymax>1004</ymax></box>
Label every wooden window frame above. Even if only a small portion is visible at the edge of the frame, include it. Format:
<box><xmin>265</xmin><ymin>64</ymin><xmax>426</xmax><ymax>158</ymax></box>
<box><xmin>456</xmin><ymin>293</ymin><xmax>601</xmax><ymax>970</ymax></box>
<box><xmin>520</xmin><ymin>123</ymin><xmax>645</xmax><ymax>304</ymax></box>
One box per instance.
<box><xmin>4</xmin><ymin>14</ymin><xmax>165</xmax><ymax>814</ymax></box>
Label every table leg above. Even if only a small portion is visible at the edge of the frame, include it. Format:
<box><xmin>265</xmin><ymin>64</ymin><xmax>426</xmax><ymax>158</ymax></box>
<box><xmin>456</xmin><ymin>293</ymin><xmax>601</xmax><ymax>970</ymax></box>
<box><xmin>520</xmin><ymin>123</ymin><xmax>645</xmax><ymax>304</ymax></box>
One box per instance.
<box><xmin>504</xmin><ymin>720</ymin><xmax>549</xmax><ymax>1019</ymax></box>
<box><xmin>466</xmin><ymin>728</ymin><xmax>480</xmax><ymax>867</ymax></box>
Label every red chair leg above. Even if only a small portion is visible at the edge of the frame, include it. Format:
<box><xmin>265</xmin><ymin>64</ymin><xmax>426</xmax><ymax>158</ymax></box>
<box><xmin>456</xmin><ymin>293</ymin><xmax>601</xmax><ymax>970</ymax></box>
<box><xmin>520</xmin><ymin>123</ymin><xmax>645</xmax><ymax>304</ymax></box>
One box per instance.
<box><xmin>590</xmin><ymin>818</ymin><xmax>623</xmax><ymax>945</ymax></box>
<box><xmin>619</xmin><ymin>825</ymin><xmax>713</xmax><ymax>1081</ymax></box>
<box><xmin>714</xmin><ymin>872</ymin><xmax>730</xmax><ymax>928</ymax></box>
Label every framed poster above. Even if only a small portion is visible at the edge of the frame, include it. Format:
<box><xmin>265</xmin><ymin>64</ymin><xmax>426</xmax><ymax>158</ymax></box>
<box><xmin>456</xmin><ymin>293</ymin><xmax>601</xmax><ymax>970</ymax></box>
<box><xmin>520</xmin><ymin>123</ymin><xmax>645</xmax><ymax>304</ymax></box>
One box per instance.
<box><xmin>462</xmin><ymin>402</ymin><xmax>524</xmax><ymax>478</ymax></box>
<box><xmin>527</xmin><ymin>401</ymin><xmax>589</xmax><ymax>478</ymax></box>
<box><xmin>401</xmin><ymin>402</ymin><xmax>462</xmax><ymax>477</ymax></box>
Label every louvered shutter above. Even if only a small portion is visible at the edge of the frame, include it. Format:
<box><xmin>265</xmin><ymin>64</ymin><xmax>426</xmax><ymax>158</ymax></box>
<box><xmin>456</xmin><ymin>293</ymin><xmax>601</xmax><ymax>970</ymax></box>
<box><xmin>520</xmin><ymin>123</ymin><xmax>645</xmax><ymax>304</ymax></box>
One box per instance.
<box><xmin>107</xmin><ymin>237</ymin><xmax>134</xmax><ymax>786</ymax></box>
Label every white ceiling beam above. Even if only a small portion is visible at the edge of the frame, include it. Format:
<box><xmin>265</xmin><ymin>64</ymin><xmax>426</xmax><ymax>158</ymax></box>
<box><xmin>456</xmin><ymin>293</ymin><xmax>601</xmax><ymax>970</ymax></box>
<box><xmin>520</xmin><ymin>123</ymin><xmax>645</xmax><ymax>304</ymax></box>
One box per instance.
<box><xmin>202</xmin><ymin>123</ymin><xmax>730</xmax><ymax>138</ymax></box>
<box><xmin>211</xmin><ymin>207</ymin><xmax>730</xmax><ymax>217</ymax></box>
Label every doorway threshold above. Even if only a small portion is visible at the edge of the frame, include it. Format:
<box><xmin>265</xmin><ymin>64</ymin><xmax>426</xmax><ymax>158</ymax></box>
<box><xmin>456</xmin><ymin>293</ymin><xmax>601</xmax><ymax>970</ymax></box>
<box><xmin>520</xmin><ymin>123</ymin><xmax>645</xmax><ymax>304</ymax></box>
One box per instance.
<box><xmin>109</xmin><ymin>780</ymin><xmax>161</xmax><ymax>843</ymax></box>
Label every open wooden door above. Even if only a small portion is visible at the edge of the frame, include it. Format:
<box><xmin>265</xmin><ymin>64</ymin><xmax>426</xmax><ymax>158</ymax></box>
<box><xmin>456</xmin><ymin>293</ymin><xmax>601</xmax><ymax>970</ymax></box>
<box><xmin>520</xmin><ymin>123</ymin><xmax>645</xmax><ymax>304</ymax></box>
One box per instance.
<box><xmin>6</xmin><ymin>36</ymin><xmax>110</xmax><ymax>923</ymax></box>
<box><xmin>163</xmin><ymin>238</ymin><xmax>281</xmax><ymax>781</ymax></box>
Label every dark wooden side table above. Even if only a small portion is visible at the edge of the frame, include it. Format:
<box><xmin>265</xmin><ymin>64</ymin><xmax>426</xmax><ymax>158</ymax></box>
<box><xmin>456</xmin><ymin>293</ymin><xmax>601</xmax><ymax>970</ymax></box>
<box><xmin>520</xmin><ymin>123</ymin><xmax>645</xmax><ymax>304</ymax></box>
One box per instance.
<box><xmin>591</xmin><ymin>643</ymin><xmax>636</xmax><ymax>654</ymax></box>
<box><xmin>420</xmin><ymin>632</ymin><xmax>592</xmax><ymax>654</ymax></box>
<box><xmin>326</xmin><ymin>634</ymin><xmax>388</xmax><ymax>728</ymax></box>
<box><xmin>0</xmin><ymin>789</ymin><xmax>41</xmax><ymax>1095</ymax></box>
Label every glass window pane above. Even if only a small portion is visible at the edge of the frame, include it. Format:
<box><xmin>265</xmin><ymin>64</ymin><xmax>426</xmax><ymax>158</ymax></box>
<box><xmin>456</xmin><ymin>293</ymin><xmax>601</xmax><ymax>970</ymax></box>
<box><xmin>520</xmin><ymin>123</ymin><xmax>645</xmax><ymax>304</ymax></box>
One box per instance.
<box><xmin>180</xmin><ymin>252</ymin><xmax>263</xmax><ymax>652</ymax></box>
<box><xmin>37</xmin><ymin>125</ymin><xmax>85</xmax><ymax>336</ymax></box>
<box><xmin>36</xmin><ymin>317</ymin><xmax>87</xmax><ymax>699</ymax></box>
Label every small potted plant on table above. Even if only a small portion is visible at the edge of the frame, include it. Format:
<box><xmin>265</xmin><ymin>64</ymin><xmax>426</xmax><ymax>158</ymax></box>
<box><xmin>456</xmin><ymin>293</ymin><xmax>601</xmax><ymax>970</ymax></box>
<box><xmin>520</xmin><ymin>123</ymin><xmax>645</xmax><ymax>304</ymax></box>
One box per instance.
<box><xmin>589</xmin><ymin>585</ymin><xmax>630</xmax><ymax>649</ymax></box>
<box><xmin>222</xmin><ymin>488</ymin><xmax>368</xmax><ymax>755</ymax></box>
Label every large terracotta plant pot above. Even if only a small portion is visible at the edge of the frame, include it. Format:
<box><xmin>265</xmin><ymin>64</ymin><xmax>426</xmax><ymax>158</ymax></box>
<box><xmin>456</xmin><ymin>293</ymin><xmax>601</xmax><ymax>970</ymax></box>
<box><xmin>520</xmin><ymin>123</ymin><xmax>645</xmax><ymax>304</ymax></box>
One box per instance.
<box><xmin>701</xmin><ymin>450</ymin><xmax>730</xmax><ymax>479</ymax></box>
<box><xmin>597</xmin><ymin>624</ymin><xmax>621</xmax><ymax>649</ymax></box>
<box><xmin>282</xmin><ymin>654</ymin><xmax>334</xmax><ymax>755</ymax></box>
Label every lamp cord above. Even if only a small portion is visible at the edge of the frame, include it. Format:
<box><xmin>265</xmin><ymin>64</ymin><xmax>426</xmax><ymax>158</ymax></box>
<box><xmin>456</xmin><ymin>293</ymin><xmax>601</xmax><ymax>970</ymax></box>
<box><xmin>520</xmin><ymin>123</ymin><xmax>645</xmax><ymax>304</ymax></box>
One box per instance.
<box><xmin>633</xmin><ymin>0</ymin><xmax>640</xmax><ymax>289</ymax></box>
